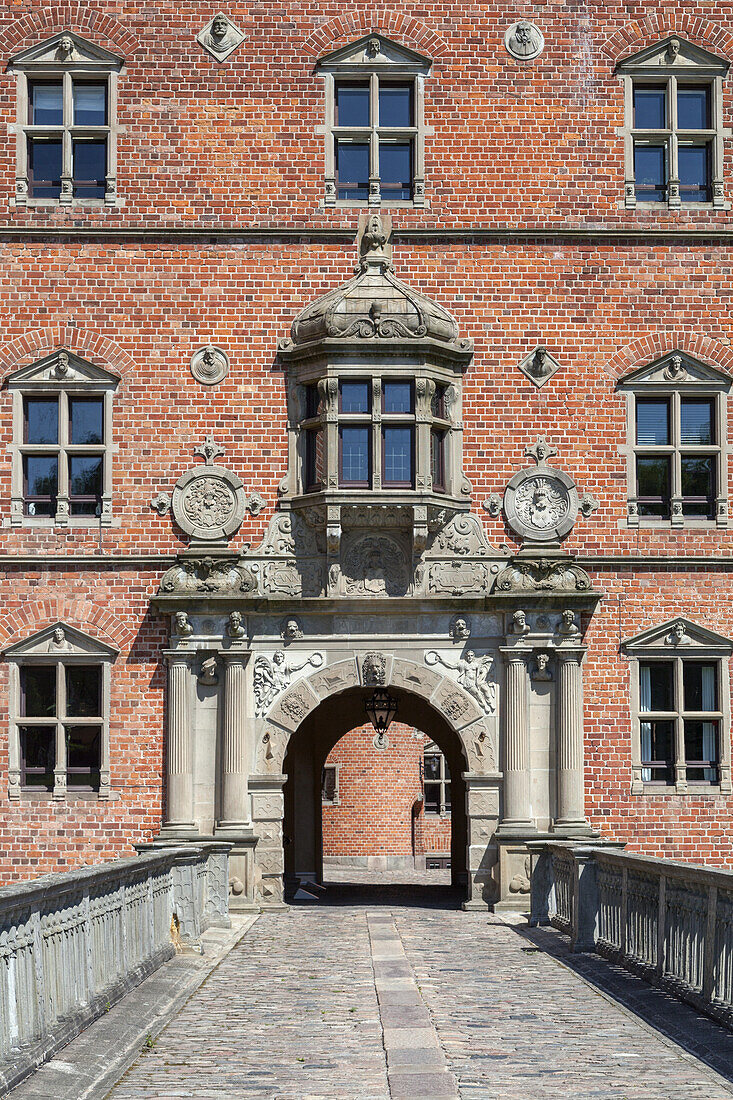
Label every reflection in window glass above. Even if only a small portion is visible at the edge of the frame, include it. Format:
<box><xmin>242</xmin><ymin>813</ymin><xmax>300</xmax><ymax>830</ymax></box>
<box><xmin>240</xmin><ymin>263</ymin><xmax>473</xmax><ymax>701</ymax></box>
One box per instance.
<box><xmin>73</xmin><ymin>139</ymin><xmax>107</xmax><ymax>199</ymax></box>
<box><xmin>636</xmin><ymin>456</ymin><xmax>670</xmax><ymax>516</ymax></box>
<box><xmin>25</xmin><ymin>398</ymin><xmax>58</xmax><ymax>444</ymax></box>
<box><xmin>70</xmin><ymin>398</ymin><xmax>104</xmax><ymax>445</ymax></box>
<box><xmin>69</xmin><ymin>455</ymin><xmax>103</xmax><ymax>514</ymax></box>
<box><xmin>335</xmin><ymin>85</ymin><xmax>370</xmax><ymax>127</ymax></box>
<box><xmin>21</xmin><ymin>667</ymin><xmax>56</xmax><ymax>717</ymax></box>
<box><xmin>339</xmin><ymin>381</ymin><xmax>370</xmax><ymax>414</ymax></box>
<box><xmin>335</xmin><ymin>142</ymin><xmax>369</xmax><ymax>201</ymax></box>
<box><xmin>383</xmin><ymin>381</ymin><xmax>413</xmax><ymax>414</ymax></box>
<box><xmin>379</xmin><ymin>85</ymin><xmax>413</xmax><ymax>127</ymax></box>
<box><xmin>679</xmin><ymin>144</ymin><xmax>710</xmax><ymax>202</ymax></box>
<box><xmin>20</xmin><ymin>726</ymin><xmax>55</xmax><ymax>789</ymax></box>
<box><xmin>66</xmin><ymin>666</ymin><xmax>102</xmax><ymax>717</ymax></box>
<box><xmin>73</xmin><ymin>83</ymin><xmax>107</xmax><ymax>126</ymax></box>
<box><xmin>65</xmin><ymin>725</ymin><xmax>101</xmax><ymax>788</ymax></box>
<box><xmin>24</xmin><ymin>455</ymin><xmax>58</xmax><ymax>514</ymax></box>
<box><xmin>636</xmin><ymin>399</ymin><xmax>669</xmax><ymax>445</ymax></box>
<box><xmin>379</xmin><ymin>142</ymin><xmax>412</xmax><ymax>199</ymax></box>
<box><xmin>677</xmin><ymin>86</ymin><xmax>710</xmax><ymax>129</ymax></box>
<box><xmin>681</xmin><ymin>399</ymin><xmax>713</xmax><ymax>445</ymax></box>
<box><xmin>634</xmin><ymin>87</ymin><xmax>666</xmax><ymax>128</ymax></box>
<box><xmin>30</xmin><ymin>83</ymin><xmax>63</xmax><ymax>125</ymax></box>
<box><xmin>340</xmin><ymin>427</ymin><xmax>370</xmax><ymax>485</ymax></box>
<box><xmin>28</xmin><ymin>138</ymin><xmax>62</xmax><ymax>199</ymax></box>
<box><xmin>634</xmin><ymin>145</ymin><xmax>667</xmax><ymax>202</ymax></box>
<box><xmin>383</xmin><ymin>426</ymin><xmax>413</xmax><ymax>486</ymax></box>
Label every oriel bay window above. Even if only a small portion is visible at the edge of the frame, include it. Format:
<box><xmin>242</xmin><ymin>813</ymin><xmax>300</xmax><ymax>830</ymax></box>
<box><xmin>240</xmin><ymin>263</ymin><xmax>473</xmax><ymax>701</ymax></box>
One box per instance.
<box><xmin>639</xmin><ymin>660</ymin><xmax>721</xmax><ymax>788</ymax></box>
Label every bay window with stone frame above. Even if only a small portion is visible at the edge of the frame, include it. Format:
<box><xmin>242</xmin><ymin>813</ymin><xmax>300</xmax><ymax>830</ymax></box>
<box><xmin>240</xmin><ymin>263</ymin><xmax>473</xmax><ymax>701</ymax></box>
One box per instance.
<box><xmin>7</xmin><ymin>351</ymin><xmax>118</xmax><ymax>528</ymax></box>
<box><xmin>423</xmin><ymin>743</ymin><xmax>451</xmax><ymax>817</ymax></box>
<box><xmin>617</xmin><ymin>36</ymin><xmax>730</xmax><ymax>211</ymax></box>
<box><xmin>3</xmin><ymin>624</ymin><xmax>117</xmax><ymax>802</ymax></box>
<box><xmin>8</xmin><ymin>32</ymin><xmax>123</xmax><ymax>208</ymax></box>
<box><xmin>622</xmin><ymin>619</ymin><xmax>733</xmax><ymax>795</ymax></box>
<box><xmin>317</xmin><ymin>34</ymin><xmax>430</xmax><ymax>209</ymax></box>
<box><xmin>618</xmin><ymin>351</ymin><xmax>730</xmax><ymax>529</ymax></box>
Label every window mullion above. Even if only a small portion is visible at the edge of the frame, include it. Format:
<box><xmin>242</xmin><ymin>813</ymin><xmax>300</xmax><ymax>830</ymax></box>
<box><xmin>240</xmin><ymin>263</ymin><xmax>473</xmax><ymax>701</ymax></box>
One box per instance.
<box><xmin>369</xmin><ymin>73</ymin><xmax>380</xmax><ymax>206</ymax></box>
<box><xmin>56</xmin><ymin>391</ymin><xmax>70</xmax><ymax>526</ymax></box>
<box><xmin>61</xmin><ymin>72</ymin><xmax>73</xmax><ymax>203</ymax></box>
<box><xmin>668</xmin><ymin>75</ymin><xmax>680</xmax><ymax>207</ymax></box>
<box><xmin>674</xmin><ymin>657</ymin><xmax>687</xmax><ymax>791</ymax></box>
<box><xmin>53</xmin><ymin>661</ymin><xmax>67</xmax><ymax>799</ymax></box>
<box><xmin>372</xmin><ymin>378</ymin><xmax>382</xmax><ymax>489</ymax></box>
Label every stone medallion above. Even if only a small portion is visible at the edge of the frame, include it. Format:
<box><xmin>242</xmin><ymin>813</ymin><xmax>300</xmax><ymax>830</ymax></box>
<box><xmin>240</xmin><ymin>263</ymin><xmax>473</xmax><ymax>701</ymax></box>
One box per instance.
<box><xmin>171</xmin><ymin>437</ymin><xmax>246</xmax><ymax>543</ymax></box>
<box><xmin>503</xmin><ymin>438</ymin><xmax>579</xmax><ymax>543</ymax></box>
<box><xmin>504</xmin><ymin>21</ymin><xmax>544</xmax><ymax>61</ymax></box>
<box><xmin>190</xmin><ymin>345</ymin><xmax>229</xmax><ymax>386</ymax></box>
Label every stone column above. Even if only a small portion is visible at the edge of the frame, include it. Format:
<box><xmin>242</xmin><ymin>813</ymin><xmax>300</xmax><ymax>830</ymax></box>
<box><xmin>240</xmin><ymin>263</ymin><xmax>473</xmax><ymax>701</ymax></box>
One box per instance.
<box><xmin>554</xmin><ymin>648</ymin><xmax>590</xmax><ymax>833</ymax></box>
<box><xmin>218</xmin><ymin>652</ymin><xmax>251</xmax><ymax>830</ymax></box>
<box><xmin>499</xmin><ymin>649</ymin><xmax>535</xmax><ymax>830</ymax></box>
<box><xmin>163</xmin><ymin>651</ymin><xmax>196</xmax><ymax>832</ymax></box>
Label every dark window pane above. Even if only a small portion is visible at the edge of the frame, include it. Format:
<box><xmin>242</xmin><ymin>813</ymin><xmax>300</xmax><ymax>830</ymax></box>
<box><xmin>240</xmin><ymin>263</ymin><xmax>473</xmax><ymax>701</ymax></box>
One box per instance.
<box><xmin>640</xmin><ymin>661</ymin><xmax>674</xmax><ymax>712</ymax></box>
<box><xmin>70</xmin><ymin>398</ymin><xmax>104</xmax><ymax>444</ymax></box>
<box><xmin>683</xmin><ymin>662</ymin><xmax>717</xmax><ymax>712</ymax></box>
<box><xmin>383</xmin><ymin>381</ymin><xmax>413</xmax><ymax>414</ymax></box>
<box><xmin>684</xmin><ymin>720</ymin><xmax>718</xmax><ymax>782</ymax></box>
<box><xmin>321</xmin><ymin>767</ymin><xmax>336</xmax><ymax>802</ymax></box>
<box><xmin>681</xmin><ymin>456</ymin><xmax>714</xmax><ymax>516</ymax></box>
<box><xmin>24</xmin><ymin>455</ymin><xmax>57</xmax><ymax>514</ymax></box>
<box><xmin>28</xmin><ymin>138</ymin><xmax>62</xmax><ymax>199</ymax></box>
<box><xmin>304</xmin><ymin>384</ymin><xmax>321</xmax><ymax>419</ymax></box>
<box><xmin>634</xmin><ymin>87</ymin><xmax>666</xmax><ymax>129</ymax></box>
<box><xmin>431</xmin><ymin>429</ymin><xmax>446</xmax><ymax>491</ymax></box>
<box><xmin>424</xmin><ymin>754</ymin><xmax>441</xmax><ymax>780</ymax></box>
<box><xmin>681</xmin><ymin>399</ymin><xmax>714</xmax><ymax>445</ymax></box>
<box><xmin>679</xmin><ymin>144</ymin><xmax>710</xmax><ymax>202</ymax></box>
<box><xmin>424</xmin><ymin>783</ymin><xmax>440</xmax><ymax>813</ymax></box>
<box><xmin>379</xmin><ymin>84</ymin><xmax>413</xmax><ymax>127</ymax></box>
<box><xmin>336</xmin><ymin>142</ymin><xmax>369</xmax><ymax>201</ymax></box>
<box><xmin>636</xmin><ymin>456</ymin><xmax>670</xmax><ymax>516</ymax></box>
<box><xmin>335</xmin><ymin>84</ymin><xmax>370</xmax><ymax>127</ymax></box>
<box><xmin>73</xmin><ymin>139</ymin><xmax>106</xmax><ymax>198</ymax></box>
<box><xmin>444</xmin><ymin>782</ymin><xmax>451</xmax><ymax>810</ymax></box>
<box><xmin>20</xmin><ymin>726</ymin><xmax>55</xmax><ymax>789</ymax></box>
<box><xmin>678</xmin><ymin>86</ymin><xmax>710</xmax><ymax>130</ymax></box>
<box><xmin>431</xmin><ymin>384</ymin><xmax>448</xmax><ymax>419</ymax></box>
<box><xmin>69</xmin><ymin>455</ymin><xmax>102</xmax><ymax>515</ymax></box>
<box><xmin>640</xmin><ymin>719</ymin><xmax>674</xmax><ymax>784</ymax></box>
<box><xmin>73</xmin><ymin>83</ymin><xmax>107</xmax><ymax>126</ymax></box>
<box><xmin>21</xmin><ymin>666</ymin><xmax>56</xmax><ymax>717</ymax></box>
<box><xmin>65</xmin><ymin>725</ymin><xmax>101</xmax><ymax>789</ymax></box>
<box><xmin>30</xmin><ymin>83</ymin><xmax>63</xmax><ymax>125</ymax></box>
<box><xmin>339</xmin><ymin>426</ymin><xmax>370</xmax><ymax>485</ymax></box>
<box><xmin>636</xmin><ymin>399</ymin><xmax>669</xmax><ymax>445</ymax></box>
<box><xmin>339</xmin><ymin>381</ymin><xmax>370</xmax><ymax>414</ymax></box>
<box><xmin>634</xmin><ymin>144</ymin><xmax>667</xmax><ymax>201</ymax></box>
<box><xmin>66</xmin><ymin>666</ymin><xmax>101</xmax><ymax>717</ymax></box>
<box><xmin>383</xmin><ymin>426</ymin><xmax>414</xmax><ymax>486</ymax></box>
<box><xmin>305</xmin><ymin>427</ymin><xmax>324</xmax><ymax>492</ymax></box>
<box><xmin>379</xmin><ymin>142</ymin><xmax>412</xmax><ymax>199</ymax></box>
<box><xmin>25</xmin><ymin>398</ymin><xmax>58</xmax><ymax>444</ymax></box>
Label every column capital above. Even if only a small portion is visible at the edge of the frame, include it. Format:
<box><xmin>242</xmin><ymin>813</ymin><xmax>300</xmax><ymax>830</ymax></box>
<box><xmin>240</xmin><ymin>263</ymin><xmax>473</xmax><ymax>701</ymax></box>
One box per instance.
<box><xmin>219</xmin><ymin>647</ymin><xmax>251</xmax><ymax>666</ymax></box>
<box><xmin>555</xmin><ymin>646</ymin><xmax>587</xmax><ymax>664</ymax></box>
<box><xmin>163</xmin><ymin>648</ymin><xmax>197</xmax><ymax>665</ymax></box>
<box><xmin>499</xmin><ymin>646</ymin><xmax>532</xmax><ymax>663</ymax></box>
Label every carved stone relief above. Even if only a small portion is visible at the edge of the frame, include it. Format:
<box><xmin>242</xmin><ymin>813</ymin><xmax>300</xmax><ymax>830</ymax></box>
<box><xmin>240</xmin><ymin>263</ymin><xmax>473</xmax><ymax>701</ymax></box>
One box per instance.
<box><xmin>494</xmin><ymin>557</ymin><xmax>591</xmax><ymax>592</ymax></box>
<box><xmin>505</xmin><ymin>20</ymin><xmax>544</xmax><ymax>60</ymax></box>
<box><xmin>427</xmin><ymin>561</ymin><xmax>489</xmax><ymax>596</ymax></box>
<box><xmin>160</xmin><ymin>557</ymin><xmax>258</xmax><ymax>595</ymax></box>
<box><xmin>263</xmin><ymin>561</ymin><xmax>324</xmax><ymax>598</ymax></box>
<box><xmin>467</xmin><ymin>723</ymin><xmax>497</xmax><ymax>771</ymax></box>
<box><xmin>361</xmin><ymin>652</ymin><xmax>387</xmax><ymax>685</ymax></box>
<box><xmin>196</xmin><ymin>13</ymin><xmax>245</xmax><ymax>61</ymax></box>
<box><xmin>190</xmin><ymin>345</ymin><xmax>229</xmax><ymax>386</ymax></box>
<box><xmin>340</xmin><ymin>535</ymin><xmax>410</xmax><ymax>597</ymax></box>
<box><xmin>503</xmin><ymin>439</ymin><xmax>580</xmax><ymax>544</ymax></box>
<box><xmin>665</xmin><ymin>620</ymin><xmax>692</xmax><ymax>646</ymax></box>
<box><xmin>425</xmin><ymin>650</ymin><xmax>496</xmax><ymax>714</ymax></box>
<box><xmin>280</xmin><ymin>616</ymin><xmax>303</xmax><ymax>641</ymax></box>
<box><xmin>516</xmin><ymin>345</ymin><xmax>560</xmax><ymax>387</ymax></box>
<box><xmin>429</xmin><ymin>513</ymin><xmax>492</xmax><ymax>557</ymax></box>
<box><xmin>309</xmin><ymin>659</ymin><xmax>360</xmax><ymax>700</ymax></box>
<box><xmin>252</xmin><ymin>651</ymin><xmax>324</xmax><ymax>716</ymax></box>
<box><xmin>171</xmin><ymin>438</ymin><xmax>246</xmax><ymax>544</ymax></box>
<box><xmin>449</xmin><ymin>615</ymin><xmax>471</xmax><ymax>642</ymax></box>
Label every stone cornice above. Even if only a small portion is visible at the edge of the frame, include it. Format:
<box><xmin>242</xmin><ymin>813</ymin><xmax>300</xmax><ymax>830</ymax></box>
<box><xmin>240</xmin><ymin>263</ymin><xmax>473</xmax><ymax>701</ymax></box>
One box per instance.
<box><xmin>0</xmin><ymin>225</ymin><xmax>732</xmax><ymax>245</ymax></box>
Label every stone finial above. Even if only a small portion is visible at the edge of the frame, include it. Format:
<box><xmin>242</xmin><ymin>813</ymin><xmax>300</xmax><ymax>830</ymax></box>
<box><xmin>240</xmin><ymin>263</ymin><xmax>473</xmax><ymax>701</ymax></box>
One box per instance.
<box><xmin>194</xmin><ymin>436</ymin><xmax>226</xmax><ymax>466</ymax></box>
<box><xmin>360</xmin><ymin>214</ymin><xmax>388</xmax><ymax>264</ymax></box>
<box><xmin>525</xmin><ymin>437</ymin><xmax>558</xmax><ymax>466</ymax></box>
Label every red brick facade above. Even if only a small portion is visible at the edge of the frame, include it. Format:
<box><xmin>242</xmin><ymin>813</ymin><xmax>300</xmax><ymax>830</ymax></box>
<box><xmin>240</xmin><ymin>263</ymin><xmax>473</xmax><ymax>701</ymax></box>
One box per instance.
<box><xmin>2</xmin><ymin>2</ymin><xmax>733</xmax><ymax>887</ymax></box>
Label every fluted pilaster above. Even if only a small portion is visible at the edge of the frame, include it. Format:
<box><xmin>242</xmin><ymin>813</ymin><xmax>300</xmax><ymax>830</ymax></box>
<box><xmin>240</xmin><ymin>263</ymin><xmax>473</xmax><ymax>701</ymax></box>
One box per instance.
<box><xmin>219</xmin><ymin>653</ymin><xmax>251</xmax><ymax>829</ymax></box>
<box><xmin>555</xmin><ymin>649</ymin><xmax>590</xmax><ymax>832</ymax></box>
<box><xmin>164</xmin><ymin>652</ymin><xmax>196</xmax><ymax>830</ymax></box>
<box><xmin>500</xmin><ymin>650</ymin><xmax>534</xmax><ymax>829</ymax></box>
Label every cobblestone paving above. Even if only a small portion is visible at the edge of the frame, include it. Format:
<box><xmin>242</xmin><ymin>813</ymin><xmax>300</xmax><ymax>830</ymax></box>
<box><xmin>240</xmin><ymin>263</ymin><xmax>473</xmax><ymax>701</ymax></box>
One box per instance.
<box><xmin>108</xmin><ymin>870</ymin><xmax>733</xmax><ymax>1100</ymax></box>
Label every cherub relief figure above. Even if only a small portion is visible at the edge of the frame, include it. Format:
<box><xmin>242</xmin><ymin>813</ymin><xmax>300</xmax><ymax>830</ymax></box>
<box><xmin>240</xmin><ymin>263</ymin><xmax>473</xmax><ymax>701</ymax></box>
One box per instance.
<box><xmin>426</xmin><ymin>649</ymin><xmax>496</xmax><ymax>714</ymax></box>
<box><xmin>253</xmin><ymin>650</ymin><xmax>323</xmax><ymax>715</ymax></box>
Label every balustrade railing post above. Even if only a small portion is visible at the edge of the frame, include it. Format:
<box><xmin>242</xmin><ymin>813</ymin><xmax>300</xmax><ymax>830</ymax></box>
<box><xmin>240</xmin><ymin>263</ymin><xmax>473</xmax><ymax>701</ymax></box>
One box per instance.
<box><xmin>571</xmin><ymin>848</ymin><xmax>599</xmax><ymax>953</ymax></box>
<box><xmin>703</xmin><ymin>883</ymin><xmax>718</xmax><ymax>1002</ymax></box>
<box><xmin>529</xmin><ymin>847</ymin><xmax>552</xmax><ymax>926</ymax></box>
<box><xmin>620</xmin><ymin>864</ymin><xmax>628</xmax><ymax>957</ymax></box>
<box><xmin>656</xmin><ymin>874</ymin><xmax>666</xmax><ymax>979</ymax></box>
<box><xmin>30</xmin><ymin>910</ymin><xmax>45</xmax><ymax>1040</ymax></box>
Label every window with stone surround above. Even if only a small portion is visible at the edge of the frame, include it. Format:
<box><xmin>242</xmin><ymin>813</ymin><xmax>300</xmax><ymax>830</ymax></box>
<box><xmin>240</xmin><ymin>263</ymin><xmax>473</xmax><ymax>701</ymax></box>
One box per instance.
<box><xmin>423</xmin><ymin>742</ymin><xmax>451</xmax><ymax>816</ymax></box>
<box><xmin>618</xmin><ymin>352</ymin><xmax>730</xmax><ymax>529</ymax></box>
<box><xmin>617</xmin><ymin>36</ymin><xmax>730</xmax><ymax>210</ymax></box>
<box><xmin>8</xmin><ymin>32</ymin><xmax>123</xmax><ymax>208</ymax></box>
<box><xmin>317</xmin><ymin>34</ymin><xmax>430</xmax><ymax>208</ymax></box>
<box><xmin>7</xmin><ymin>351</ymin><xmax>118</xmax><ymax>528</ymax></box>
<box><xmin>321</xmin><ymin>764</ymin><xmax>340</xmax><ymax>804</ymax></box>
<box><xmin>3</xmin><ymin>624</ymin><xmax>117</xmax><ymax>802</ymax></box>
<box><xmin>622</xmin><ymin>618</ymin><xmax>732</xmax><ymax>795</ymax></box>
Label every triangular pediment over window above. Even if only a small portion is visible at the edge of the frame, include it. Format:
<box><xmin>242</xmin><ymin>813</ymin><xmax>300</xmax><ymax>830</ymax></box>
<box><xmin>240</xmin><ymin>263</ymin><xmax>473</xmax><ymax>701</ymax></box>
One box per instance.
<box><xmin>6</xmin><ymin>350</ymin><xmax>119</xmax><ymax>389</ymax></box>
<box><xmin>617</xmin><ymin>351</ymin><xmax>732</xmax><ymax>390</ymax></box>
<box><xmin>621</xmin><ymin>617</ymin><xmax>733</xmax><ymax>656</ymax></box>
<box><xmin>3</xmin><ymin>622</ymin><xmax>118</xmax><ymax>660</ymax></box>
<box><xmin>616</xmin><ymin>36</ymin><xmax>729</xmax><ymax>77</ymax></box>
<box><xmin>317</xmin><ymin>34</ymin><xmax>431</xmax><ymax>75</ymax></box>
<box><xmin>8</xmin><ymin>32</ymin><xmax>124</xmax><ymax>71</ymax></box>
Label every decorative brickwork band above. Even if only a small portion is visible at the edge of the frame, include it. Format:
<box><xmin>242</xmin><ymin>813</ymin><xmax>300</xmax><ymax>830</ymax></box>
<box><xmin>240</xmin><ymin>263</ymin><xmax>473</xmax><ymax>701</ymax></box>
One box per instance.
<box><xmin>218</xmin><ymin>652</ymin><xmax>251</xmax><ymax>830</ymax></box>
<box><xmin>500</xmin><ymin>650</ymin><xmax>534</xmax><ymax>829</ymax></box>
<box><xmin>163</xmin><ymin>652</ymin><xmax>196</xmax><ymax>831</ymax></box>
<box><xmin>555</xmin><ymin>649</ymin><xmax>590</xmax><ymax>832</ymax></box>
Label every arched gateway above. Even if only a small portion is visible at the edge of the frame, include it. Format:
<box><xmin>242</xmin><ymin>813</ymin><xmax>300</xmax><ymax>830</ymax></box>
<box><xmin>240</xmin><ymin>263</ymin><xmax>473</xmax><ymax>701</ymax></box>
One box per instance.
<box><xmin>151</xmin><ymin>216</ymin><xmax>601</xmax><ymax>911</ymax></box>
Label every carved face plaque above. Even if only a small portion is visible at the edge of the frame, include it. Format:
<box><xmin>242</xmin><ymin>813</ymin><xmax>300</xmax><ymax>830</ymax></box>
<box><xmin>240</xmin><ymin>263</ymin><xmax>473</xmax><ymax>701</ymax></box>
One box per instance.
<box><xmin>504</xmin><ymin>451</ymin><xmax>580</xmax><ymax>544</ymax></box>
<box><xmin>504</xmin><ymin>20</ymin><xmax>544</xmax><ymax>61</ymax></box>
<box><xmin>197</xmin><ymin>13</ymin><xmax>245</xmax><ymax>61</ymax></box>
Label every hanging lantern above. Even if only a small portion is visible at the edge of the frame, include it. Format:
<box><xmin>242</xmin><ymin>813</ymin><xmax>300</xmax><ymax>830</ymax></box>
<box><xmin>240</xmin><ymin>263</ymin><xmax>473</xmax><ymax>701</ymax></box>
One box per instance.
<box><xmin>365</xmin><ymin>688</ymin><xmax>398</xmax><ymax>739</ymax></box>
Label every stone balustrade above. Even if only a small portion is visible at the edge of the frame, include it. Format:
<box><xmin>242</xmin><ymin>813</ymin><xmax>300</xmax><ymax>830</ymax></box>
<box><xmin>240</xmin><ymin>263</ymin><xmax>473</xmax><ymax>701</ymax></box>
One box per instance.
<box><xmin>0</xmin><ymin>842</ymin><xmax>231</xmax><ymax>1094</ymax></box>
<box><xmin>530</xmin><ymin>842</ymin><xmax>733</xmax><ymax>1026</ymax></box>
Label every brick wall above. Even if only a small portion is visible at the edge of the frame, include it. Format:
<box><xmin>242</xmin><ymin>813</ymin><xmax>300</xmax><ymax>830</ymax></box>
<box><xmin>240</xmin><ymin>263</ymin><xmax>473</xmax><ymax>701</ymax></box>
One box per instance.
<box><xmin>322</xmin><ymin>724</ymin><xmax>452</xmax><ymax>860</ymax></box>
<box><xmin>1</xmin><ymin>0</ymin><xmax>733</xmax><ymax>880</ymax></box>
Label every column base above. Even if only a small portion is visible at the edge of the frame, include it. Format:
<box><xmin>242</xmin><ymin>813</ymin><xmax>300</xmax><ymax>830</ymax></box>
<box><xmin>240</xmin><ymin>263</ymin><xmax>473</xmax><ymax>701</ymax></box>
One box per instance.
<box><xmin>158</xmin><ymin>823</ymin><xmax>198</xmax><ymax>838</ymax></box>
<box><xmin>495</xmin><ymin>821</ymin><xmax>538</xmax><ymax>838</ymax></box>
<box><xmin>551</xmin><ymin>820</ymin><xmax>599</xmax><ymax>837</ymax></box>
<box><xmin>215</xmin><ymin>821</ymin><xmax>252</xmax><ymax>835</ymax></box>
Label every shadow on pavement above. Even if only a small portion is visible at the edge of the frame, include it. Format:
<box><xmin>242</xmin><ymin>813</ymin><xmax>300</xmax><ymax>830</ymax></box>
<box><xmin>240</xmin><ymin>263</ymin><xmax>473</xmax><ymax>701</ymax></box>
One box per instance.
<box><xmin>509</xmin><ymin>920</ymin><xmax>733</xmax><ymax>1087</ymax></box>
<box><xmin>288</xmin><ymin>878</ymin><xmax>464</xmax><ymax>910</ymax></box>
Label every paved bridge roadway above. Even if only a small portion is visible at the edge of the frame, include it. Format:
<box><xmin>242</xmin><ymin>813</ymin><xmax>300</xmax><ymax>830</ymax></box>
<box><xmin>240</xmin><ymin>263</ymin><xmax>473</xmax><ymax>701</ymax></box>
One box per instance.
<box><xmin>15</xmin><ymin>871</ymin><xmax>733</xmax><ymax>1100</ymax></box>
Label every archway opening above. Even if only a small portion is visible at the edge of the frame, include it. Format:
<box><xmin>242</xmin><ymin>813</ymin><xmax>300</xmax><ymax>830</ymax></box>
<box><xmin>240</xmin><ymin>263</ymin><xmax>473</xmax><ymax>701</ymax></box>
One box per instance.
<box><xmin>282</xmin><ymin>686</ymin><xmax>468</xmax><ymax>908</ymax></box>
